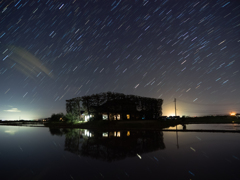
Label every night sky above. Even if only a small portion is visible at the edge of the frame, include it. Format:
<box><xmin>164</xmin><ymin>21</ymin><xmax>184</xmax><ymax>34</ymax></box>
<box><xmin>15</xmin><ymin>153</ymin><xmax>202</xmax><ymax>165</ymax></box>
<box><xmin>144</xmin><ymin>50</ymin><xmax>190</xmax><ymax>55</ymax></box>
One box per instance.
<box><xmin>1</xmin><ymin>0</ymin><xmax>240</xmax><ymax>120</ymax></box>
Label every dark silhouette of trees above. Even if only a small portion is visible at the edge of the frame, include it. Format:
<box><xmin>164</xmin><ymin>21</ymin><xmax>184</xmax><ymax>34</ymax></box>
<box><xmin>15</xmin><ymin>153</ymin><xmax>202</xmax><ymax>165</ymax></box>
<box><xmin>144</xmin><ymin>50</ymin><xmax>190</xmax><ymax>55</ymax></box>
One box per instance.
<box><xmin>49</xmin><ymin>113</ymin><xmax>65</xmax><ymax>122</ymax></box>
<box><xmin>66</xmin><ymin>97</ymin><xmax>83</xmax><ymax>120</ymax></box>
<box><xmin>66</xmin><ymin>92</ymin><xmax>163</xmax><ymax>121</ymax></box>
<box><xmin>81</xmin><ymin>95</ymin><xmax>93</xmax><ymax>117</ymax></box>
<box><xmin>65</xmin><ymin>112</ymin><xmax>78</xmax><ymax>123</ymax></box>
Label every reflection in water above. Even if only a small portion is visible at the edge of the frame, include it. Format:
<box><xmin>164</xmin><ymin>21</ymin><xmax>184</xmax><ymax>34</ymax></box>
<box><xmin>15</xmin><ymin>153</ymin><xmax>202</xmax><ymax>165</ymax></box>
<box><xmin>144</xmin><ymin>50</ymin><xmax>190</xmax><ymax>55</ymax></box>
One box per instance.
<box><xmin>4</xmin><ymin>130</ymin><xmax>17</xmax><ymax>135</ymax></box>
<box><xmin>49</xmin><ymin>127</ymin><xmax>165</xmax><ymax>162</ymax></box>
<box><xmin>182</xmin><ymin>124</ymin><xmax>187</xmax><ymax>130</ymax></box>
<box><xmin>1</xmin><ymin>126</ymin><xmax>240</xmax><ymax>179</ymax></box>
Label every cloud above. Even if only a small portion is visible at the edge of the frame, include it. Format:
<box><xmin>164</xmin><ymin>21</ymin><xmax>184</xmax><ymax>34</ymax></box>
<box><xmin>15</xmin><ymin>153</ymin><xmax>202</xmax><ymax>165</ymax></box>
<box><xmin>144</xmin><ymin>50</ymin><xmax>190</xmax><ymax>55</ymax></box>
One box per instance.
<box><xmin>4</xmin><ymin>108</ymin><xmax>21</xmax><ymax>113</ymax></box>
<box><xmin>7</xmin><ymin>46</ymin><xmax>54</xmax><ymax>79</ymax></box>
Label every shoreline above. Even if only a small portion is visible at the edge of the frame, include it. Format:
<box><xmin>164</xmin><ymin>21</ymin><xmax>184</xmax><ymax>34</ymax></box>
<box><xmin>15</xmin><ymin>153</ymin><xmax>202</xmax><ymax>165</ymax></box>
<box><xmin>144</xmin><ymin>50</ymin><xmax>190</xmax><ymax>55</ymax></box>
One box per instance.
<box><xmin>1</xmin><ymin>117</ymin><xmax>239</xmax><ymax>130</ymax></box>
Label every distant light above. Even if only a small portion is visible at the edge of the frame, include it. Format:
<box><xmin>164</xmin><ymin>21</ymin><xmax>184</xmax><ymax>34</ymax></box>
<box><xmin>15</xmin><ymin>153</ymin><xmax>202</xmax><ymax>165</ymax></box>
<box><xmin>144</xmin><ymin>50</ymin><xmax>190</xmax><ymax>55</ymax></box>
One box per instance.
<box><xmin>230</xmin><ymin>112</ymin><xmax>236</xmax><ymax>116</ymax></box>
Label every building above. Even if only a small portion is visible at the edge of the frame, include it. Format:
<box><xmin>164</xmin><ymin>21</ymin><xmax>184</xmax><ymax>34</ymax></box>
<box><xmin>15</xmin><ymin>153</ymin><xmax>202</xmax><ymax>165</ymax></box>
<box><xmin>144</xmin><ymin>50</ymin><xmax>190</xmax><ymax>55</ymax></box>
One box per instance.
<box><xmin>66</xmin><ymin>92</ymin><xmax>163</xmax><ymax>121</ymax></box>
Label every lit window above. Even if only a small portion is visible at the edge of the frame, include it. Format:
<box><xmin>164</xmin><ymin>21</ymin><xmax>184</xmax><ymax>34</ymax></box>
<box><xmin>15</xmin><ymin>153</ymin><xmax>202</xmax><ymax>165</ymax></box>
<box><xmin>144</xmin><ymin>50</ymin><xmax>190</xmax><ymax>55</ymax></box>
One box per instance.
<box><xmin>102</xmin><ymin>114</ymin><xmax>108</xmax><ymax>120</ymax></box>
<box><xmin>126</xmin><ymin>114</ymin><xmax>130</xmax><ymax>119</ymax></box>
<box><xmin>102</xmin><ymin>132</ymin><xmax>108</xmax><ymax>137</ymax></box>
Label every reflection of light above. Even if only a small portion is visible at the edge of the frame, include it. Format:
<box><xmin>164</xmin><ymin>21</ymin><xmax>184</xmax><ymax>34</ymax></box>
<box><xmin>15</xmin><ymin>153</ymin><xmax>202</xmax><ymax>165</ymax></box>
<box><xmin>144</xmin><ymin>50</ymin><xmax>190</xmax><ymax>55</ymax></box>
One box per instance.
<box><xmin>84</xmin><ymin>130</ymin><xmax>91</xmax><ymax>137</ymax></box>
<box><xmin>137</xmin><ymin>153</ymin><xmax>142</xmax><ymax>159</ymax></box>
<box><xmin>165</xmin><ymin>125</ymin><xmax>182</xmax><ymax>130</ymax></box>
<box><xmin>5</xmin><ymin>130</ymin><xmax>17</xmax><ymax>135</ymax></box>
<box><xmin>230</xmin><ymin>112</ymin><xmax>236</xmax><ymax>116</ymax></box>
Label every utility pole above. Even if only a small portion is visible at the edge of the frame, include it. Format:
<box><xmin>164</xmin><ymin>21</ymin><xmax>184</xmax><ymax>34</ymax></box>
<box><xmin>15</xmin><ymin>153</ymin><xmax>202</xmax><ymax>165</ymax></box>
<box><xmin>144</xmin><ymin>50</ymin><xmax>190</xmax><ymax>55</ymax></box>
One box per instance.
<box><xmin>174</xmin><ymin>98</ymin><xmax>177</xmax><ymax>116</ymax></box>
<box><xmin>174</xmin><ymin>98</ymin><xmax>179</xmax><ymax>149</ymax></box>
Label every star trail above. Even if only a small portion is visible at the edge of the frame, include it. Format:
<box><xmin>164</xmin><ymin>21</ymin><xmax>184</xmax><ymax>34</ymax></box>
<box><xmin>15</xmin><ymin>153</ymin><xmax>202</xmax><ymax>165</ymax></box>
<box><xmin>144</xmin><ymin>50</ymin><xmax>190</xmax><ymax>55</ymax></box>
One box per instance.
<box><xmin>0</xmin><ymin>0</ymin><xmax>240</xmax><ymax>120</ymax></box>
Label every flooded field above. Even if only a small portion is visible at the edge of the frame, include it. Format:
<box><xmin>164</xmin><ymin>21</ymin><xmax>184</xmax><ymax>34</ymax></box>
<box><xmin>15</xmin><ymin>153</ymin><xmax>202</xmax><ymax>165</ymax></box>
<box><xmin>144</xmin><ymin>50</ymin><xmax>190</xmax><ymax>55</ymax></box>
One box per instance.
<box><xmin>164</xmin><ymin>123</ymin><xmax>240</xmax><ymax>131</ymax></box>
<box><xmin>0</xmin><ymin>125</ymin><xmax>240</xmax><ymax>180</ymax></box>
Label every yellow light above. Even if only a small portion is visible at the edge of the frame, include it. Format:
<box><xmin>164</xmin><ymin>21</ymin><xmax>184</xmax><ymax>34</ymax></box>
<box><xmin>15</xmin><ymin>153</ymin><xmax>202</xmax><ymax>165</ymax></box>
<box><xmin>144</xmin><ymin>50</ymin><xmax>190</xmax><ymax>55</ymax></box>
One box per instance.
<box><xmin>117</xmin><ymin>132</ymin><xmax>121</xmax><ymax>137</ymax></box>
<box><xmin>230</xmin><ymin>112</ymin><xmax>236</xmax><ymax>116</ymax></box>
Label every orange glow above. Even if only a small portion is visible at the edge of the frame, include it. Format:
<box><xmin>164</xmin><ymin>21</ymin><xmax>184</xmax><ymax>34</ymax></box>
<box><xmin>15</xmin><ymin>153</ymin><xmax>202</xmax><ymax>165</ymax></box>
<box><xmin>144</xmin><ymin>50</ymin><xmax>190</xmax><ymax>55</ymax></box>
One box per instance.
<box><xmin>230</xmin><ymin>112</ymin><xmax>236</xmax><ymax>116</ymax></box>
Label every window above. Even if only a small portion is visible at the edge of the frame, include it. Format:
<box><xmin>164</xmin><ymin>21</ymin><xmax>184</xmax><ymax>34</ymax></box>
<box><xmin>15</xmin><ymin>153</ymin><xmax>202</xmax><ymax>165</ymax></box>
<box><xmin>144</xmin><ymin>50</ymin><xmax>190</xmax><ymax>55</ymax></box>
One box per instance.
<box><xmin>102</xmin><ymin>114</ymin><xmax>108</xmax><ymax>120</ymax></box>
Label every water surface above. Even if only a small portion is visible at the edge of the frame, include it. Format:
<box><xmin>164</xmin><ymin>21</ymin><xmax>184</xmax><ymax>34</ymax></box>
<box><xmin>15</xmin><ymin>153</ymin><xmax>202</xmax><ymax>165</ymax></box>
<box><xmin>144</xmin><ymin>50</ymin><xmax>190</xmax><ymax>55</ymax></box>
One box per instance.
<box><xmin>0</xmin><ymin>125</ymin><xmax>240</xmax><ymax>180</ymax></box>
<box><xmin>164</xmin><ymin>123</ymin><xmax>240</xmax><ymax>130</ymax></box>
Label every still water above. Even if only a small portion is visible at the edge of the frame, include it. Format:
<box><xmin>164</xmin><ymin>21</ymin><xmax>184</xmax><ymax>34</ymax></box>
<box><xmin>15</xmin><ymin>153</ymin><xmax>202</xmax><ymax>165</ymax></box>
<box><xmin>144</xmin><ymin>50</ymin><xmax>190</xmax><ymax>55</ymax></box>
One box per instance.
<box><xmin>0</xmin><ymin>125</ymin><xmax>240</xmax><ymax>180</ymax></box>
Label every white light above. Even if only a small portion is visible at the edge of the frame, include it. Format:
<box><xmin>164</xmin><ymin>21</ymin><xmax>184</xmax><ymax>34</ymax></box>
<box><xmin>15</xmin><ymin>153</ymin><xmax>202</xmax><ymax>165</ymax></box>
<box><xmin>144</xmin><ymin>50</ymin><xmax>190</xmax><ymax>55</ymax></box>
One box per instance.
<box><xmin>137</xmin><ymin>154</ymin><xmax>142</xmax><ymax>159</ymax></box>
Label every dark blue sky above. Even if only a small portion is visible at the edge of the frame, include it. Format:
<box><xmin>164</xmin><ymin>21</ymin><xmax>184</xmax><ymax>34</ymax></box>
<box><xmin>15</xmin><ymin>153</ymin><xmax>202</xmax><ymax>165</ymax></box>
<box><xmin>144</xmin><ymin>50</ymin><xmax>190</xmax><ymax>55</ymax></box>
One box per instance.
<box><xmin>0</xmin><ymin>0</ymin><xmax>239</xmax><ymax>120</ymax></box>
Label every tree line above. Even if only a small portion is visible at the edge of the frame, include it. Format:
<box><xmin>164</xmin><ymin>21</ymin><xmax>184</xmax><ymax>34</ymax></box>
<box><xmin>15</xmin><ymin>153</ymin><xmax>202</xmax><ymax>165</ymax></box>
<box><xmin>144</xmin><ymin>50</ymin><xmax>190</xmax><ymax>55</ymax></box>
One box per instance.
<box><xmin>66</xmin><ymin>92</ymin><xmax>163</xmax><ymax>121</ymax></box>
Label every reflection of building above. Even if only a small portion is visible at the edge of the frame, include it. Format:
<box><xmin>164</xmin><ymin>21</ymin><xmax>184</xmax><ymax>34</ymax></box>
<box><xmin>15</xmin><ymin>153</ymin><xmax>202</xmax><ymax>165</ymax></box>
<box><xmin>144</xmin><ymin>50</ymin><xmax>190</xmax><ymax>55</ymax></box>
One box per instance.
<box><xmin>236</xmin><ymin>113</ymin><xmax>240</xmax><ymax>118</ymax></box>
<box><xmin>54</xmin><ymin>128</ymin><xmax>165</xmax><ymax>162</ymax></box>
<box><xmin>80</xmin><ymin>130</ymin><xmax>165</xmax><ymax>162</ymax></box>
<box><xmin>100</xmin><ymin>130</ymin><xmax>130</xmax><ymax>138</ymax></box>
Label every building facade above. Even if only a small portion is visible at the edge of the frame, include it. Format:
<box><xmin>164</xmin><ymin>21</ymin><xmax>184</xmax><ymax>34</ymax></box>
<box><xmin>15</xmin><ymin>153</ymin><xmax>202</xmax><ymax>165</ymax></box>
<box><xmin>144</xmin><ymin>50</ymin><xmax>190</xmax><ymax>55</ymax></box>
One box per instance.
<box><xmin>66</xmin><ymin>92</ymin><xmax>163</xmax><ymax>121</ymax></box>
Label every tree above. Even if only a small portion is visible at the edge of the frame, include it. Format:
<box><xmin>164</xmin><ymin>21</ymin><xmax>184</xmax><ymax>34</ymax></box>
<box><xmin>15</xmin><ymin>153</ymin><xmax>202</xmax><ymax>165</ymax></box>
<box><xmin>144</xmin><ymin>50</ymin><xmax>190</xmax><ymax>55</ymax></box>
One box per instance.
<box><xmin>65</xmin><ymin>112</ymin><xmax>78</xmax><ymax>123</ymax></box>
<box><xmin>73</xmin><ymin>97</ymin><xmax>82</xmax><ymax>120</ymax></box>
<box><xmin>66</xmin><ymin>92</ymin><xmax>163</xmax><ymax>121</ymax></box>
<box><xmin>66</xmin><ymin>97</ymin><xmax>84</xmax><ymax>121</ymax></box>
<box><xmin>50</xmin><ymin>113</ymin><xmax>65</xmax><ymax>122</ymax></box>
<box><xmin>82</xmin><ymin>95</ymin><xmax>93</xmax><ymax>117</ymax></box>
